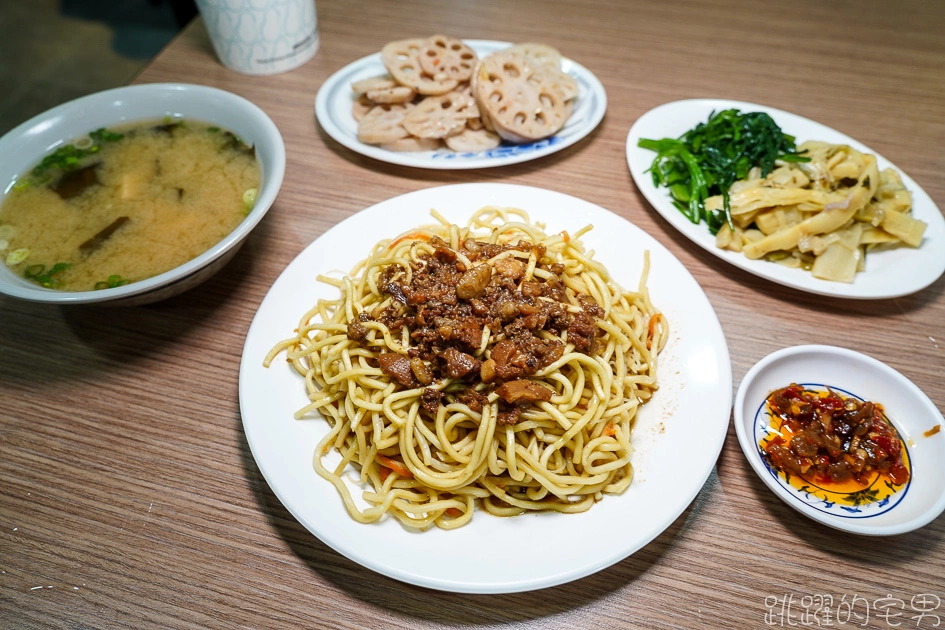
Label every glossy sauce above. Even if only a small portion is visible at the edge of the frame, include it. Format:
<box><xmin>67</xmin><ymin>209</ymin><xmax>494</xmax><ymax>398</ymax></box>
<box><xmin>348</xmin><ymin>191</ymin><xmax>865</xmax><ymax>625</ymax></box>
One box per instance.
<box><xmin>760</xmin><ymin>384</ymin><xmax>910</xmax><ymax>506</ymax></box>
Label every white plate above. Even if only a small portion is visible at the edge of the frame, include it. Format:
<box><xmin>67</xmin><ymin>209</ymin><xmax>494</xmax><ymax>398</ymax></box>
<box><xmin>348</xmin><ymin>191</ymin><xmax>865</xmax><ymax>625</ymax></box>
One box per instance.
<box><xmin>626</xmin><ymin>99</ymin><xmax>945</xmax><ymax>299</ymax></box>
<box><xmin>734</xmin><ymin>345</ymin><xmax>945</xmax><ymax>535</ymax></box>
<box><xmin>315</xmin><ymin>40</ymin><xmax>606</xmax><ymax>169</ymax></box>
<box><xmin>239</xmin><ymin>183</ymin><xmax>731</xmax><ymax>593</ymax></box>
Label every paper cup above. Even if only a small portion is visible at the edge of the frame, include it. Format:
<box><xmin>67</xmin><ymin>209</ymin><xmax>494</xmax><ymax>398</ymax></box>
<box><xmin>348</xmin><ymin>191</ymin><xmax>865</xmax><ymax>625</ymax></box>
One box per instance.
<box><xmin>196</xmin><ymin>0</ymin><xmax>319</xmax><ymax>75</ymax></box>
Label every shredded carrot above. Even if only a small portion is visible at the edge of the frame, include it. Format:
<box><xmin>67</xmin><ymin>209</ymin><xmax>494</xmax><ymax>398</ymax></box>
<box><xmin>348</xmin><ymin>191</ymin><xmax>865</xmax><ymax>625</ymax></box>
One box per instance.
<box><xmin>378</xmin><ymin>467</ymin><xmax>391</xmax><ymax>482</ymax></box>
<box><xmin>602</xmin><ymin>423</ymin><xmax>618</xmax><ymax>437</ymax></box>
<box><xmin>389</xmin><ymin>232</ymin><xmax>431</xmax><ymax>249</ymax></box>
<box><xmin>647</xmin><ymin>314</ymin><xmax>661</xmax><ymax>349</ymax></box>
<box><xmin>376</xmin><ymin>454</ymin><xmax>413</xmax><ymax>478</ymax></box>
<box><xmin>445</xmin><ymin>507</ymin><xmax>462</xmax><ymax>518</ymax></box>
<box><xmin>561</xmin><ymin>230</ymin><xmax>570</xmax><ymax>243</ymax></box>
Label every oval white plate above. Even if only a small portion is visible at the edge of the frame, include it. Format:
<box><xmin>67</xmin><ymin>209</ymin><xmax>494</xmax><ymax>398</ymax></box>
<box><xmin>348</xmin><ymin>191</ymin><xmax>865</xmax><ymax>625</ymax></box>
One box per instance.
<box><xmin>315</xmin><ymin>40</ymin><xmax>607</xmax><ymax>169</ymax></box>
<box><xmin>734</xmin><ymin>345</ymin><xmax>945</xmax><ymax>535</ymax></box>
<box><xmin>626</xmin><ymin>99</ymin><xmax>945</xmax><ymax>299</ymax></box>
<box><xmin>239</xmin><ymin>183</ymin><xmax>731</xmax><ymax>593</ymax></box>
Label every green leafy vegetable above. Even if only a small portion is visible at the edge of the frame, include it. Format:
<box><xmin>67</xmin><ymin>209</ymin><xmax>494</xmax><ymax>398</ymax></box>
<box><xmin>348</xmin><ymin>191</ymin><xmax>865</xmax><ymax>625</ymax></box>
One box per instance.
<box><xmin>24</xmin><ymin>262</ymin><xmax>71</xmax><ymax>288</ymax></box>
<box><xmin>638</xmin><ymin>109</ymin><xmax>810</xmax><ymax>234</ymax></box>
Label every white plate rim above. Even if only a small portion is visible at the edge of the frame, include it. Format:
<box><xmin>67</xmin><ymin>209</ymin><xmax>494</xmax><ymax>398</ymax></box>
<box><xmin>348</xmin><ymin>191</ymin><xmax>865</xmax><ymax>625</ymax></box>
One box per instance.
<box><xmin>238</xmin><ymin>183</ymin><xmax>732</xmax><ymax>593</ymax></box>
<box><xmin>315</xmin><ymin>40</ymin><xmax>607</xmax><ymax>169</ymax></box>
<box><xmin>625</xmin><ymin>98</ymin><xmax>945</xmax><ymax>299</ymax></box>
<box><xmin>733</xmin><ymin>344</ymin><xmax>945</xmax><ymax>535</ymax></box>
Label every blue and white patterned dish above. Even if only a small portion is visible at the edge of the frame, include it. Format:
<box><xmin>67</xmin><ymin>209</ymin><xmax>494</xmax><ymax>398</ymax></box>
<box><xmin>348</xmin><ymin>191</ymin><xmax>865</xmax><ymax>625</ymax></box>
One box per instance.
<box><xmin>314</xmin><ymin>40</ymin><xmax>606</xmax><ymax>169</ymax></box>
<box><xmin>752</xmin><ymin>383</ymin><xmax>911</xmax><ymax>519</ymax></box>
<box><xmin>734</xmin><ymin>345</ymin><xmax>945</xmax><ymax>536</ymax></box>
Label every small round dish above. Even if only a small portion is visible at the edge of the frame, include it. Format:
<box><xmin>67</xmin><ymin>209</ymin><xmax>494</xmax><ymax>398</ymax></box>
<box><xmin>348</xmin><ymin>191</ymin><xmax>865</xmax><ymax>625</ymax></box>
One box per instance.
<box><xmin>314</xmin><ymin>40</ymin><xmax>607</xmax><ymax>170</ymax></box>
<box><xmin>734</xmin><ymin>345</ymin><xmax>945</xmax><ymax>535</ymax></box>
<box><xmin>0</xmin><ymin>83</ymin><xmax>285</xmax><ymax>306</ymax></box>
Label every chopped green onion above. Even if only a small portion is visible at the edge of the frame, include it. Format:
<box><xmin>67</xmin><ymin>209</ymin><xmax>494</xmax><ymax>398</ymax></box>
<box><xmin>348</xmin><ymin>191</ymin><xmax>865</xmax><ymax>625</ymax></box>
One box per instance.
<box><xmin>207</xmin><ymin>126</ymin><xmax>220</xmax><ymax>133</ymax></box>
<box><xmin>32</xmin><ymin>145</ymin><xmax>89</xmax><ymax>178</ymax></box>
<box><xmin>48</xmin><ymin>262</ymin><xmax>71</xmax><ymax>275</ymax></box>
<box><xmin>24</xmin><ymin>127</ymin><xmax>121</xmax><ymax>185</ymax></box>
<box><xmin>89</xmin><ymin>128</ymin><xmax>123</xmax><ymax>144</ymax></box>
<box><xmin>95</xmin><ymin>274</ymin><xmax>129</xmax><ymax>290</ymax></box>
<box><xmin>6</xmin><ymin>248</ymin><xmax>29</xmax><ymax>265</ymax></box>
<box><xmin>24</xmin><ymin>261</ymin><xmax>71</xmax><ymax>287</ymax></box>
<box><xmin>242</xmin><ymin>187</ymin><xmax>258</xmax><ymax>211</ymax></box>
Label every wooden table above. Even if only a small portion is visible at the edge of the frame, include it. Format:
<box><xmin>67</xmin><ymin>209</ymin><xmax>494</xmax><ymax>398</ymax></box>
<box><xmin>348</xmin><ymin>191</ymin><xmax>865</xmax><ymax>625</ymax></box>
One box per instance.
<box><xmin>3</xmin><ymin>0</ymin><xmax>944</xmax><ymax>627</ymax></box>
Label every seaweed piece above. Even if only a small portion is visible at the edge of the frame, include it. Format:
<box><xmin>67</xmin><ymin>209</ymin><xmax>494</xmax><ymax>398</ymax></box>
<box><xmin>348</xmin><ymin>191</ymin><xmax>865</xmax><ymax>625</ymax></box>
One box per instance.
<box><xmin>53</xmin><ymin>164</ymin><xmax>100</xmax><ymax>199</ymax></box>
<box><xmin>79</xmin><ymin>216</ymin><xmax>130</xmax><ymax>254</ymax></box>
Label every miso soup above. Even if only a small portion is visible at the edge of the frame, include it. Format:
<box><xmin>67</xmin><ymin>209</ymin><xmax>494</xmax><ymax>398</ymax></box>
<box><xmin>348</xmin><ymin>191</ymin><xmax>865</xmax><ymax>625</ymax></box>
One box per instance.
<box><xmin>0</xmin><ymin>119</ymin><xmax>260</xmax><ymax>291</ymax></box>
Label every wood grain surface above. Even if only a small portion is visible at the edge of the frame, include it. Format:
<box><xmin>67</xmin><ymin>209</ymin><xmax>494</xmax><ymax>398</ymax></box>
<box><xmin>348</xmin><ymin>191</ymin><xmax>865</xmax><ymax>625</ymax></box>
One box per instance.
<box><xmin>2</xmin><ymin>0</ymin><xmax>944</xmax><ymax>628</ymax></box>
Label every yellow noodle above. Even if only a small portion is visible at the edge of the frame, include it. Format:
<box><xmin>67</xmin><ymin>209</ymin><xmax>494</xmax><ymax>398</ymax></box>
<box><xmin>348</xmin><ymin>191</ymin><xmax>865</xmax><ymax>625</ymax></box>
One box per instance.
<box><xmin>264</xmin><ymin>208</ymin><xmax>668</xmax><ymax>530</ymax></box>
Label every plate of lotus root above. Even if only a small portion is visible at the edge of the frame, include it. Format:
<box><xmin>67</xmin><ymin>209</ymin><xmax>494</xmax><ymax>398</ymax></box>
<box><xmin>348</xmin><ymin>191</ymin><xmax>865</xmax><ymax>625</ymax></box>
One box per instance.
<box><xmin>314</xmin><ymin>35</ymin><xmax>606</xmax><ymax>169</ymax></box>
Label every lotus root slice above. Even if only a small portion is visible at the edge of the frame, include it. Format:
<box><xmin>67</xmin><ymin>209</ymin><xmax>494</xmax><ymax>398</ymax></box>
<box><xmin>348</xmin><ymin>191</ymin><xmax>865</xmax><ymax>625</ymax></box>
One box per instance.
<box><xmin>475</xmin><ymin>52</ymin><xmax>568</xmax><ymax>143</ymax></box>
<box><xmin>380</xmin><ymin>137</ymin><xmax>443</xmax><ymax>152</ymax></box>
<box><xmin>419</xmin><ymin>35</ymin><xmax>478</xmax><ymax>82</ymax></box>
<box><xmin>352</xmin><ymin>76</ymin><xmax>397</xmax><ymax>96</ymax></box>
<box><xmin>529</xmin><ymin>65</ymin><xmax>579</xmax><ymax>102</ymax></box>
<box><xmin>366</xmin><ymin>84</ymin><xmax>416</xmax><ymax>104</ymax></box>
<box><xmin>352</xmin><ymin>94</ymin><xmax>374</xmax><ymax>122</ymax></box>
<box><xmin>444</xmin><ymin>128</ymin><xmax>501</xmax><ymax>152</ymax></box>
<box><xmin>506</xmin><ymin>43</ymin><xmax>563</xmax><ymax>68</ymax></box>
<box><xmin>357</xmin><ymin>104</ymin><xmax>411</xmax><ymax>145</ymax></box>
<box><xmin>403</xmin><ymin>91</ymin><xmax>478</xmax><ymax>139</ymax></box>
<box><xmin>381</xmin><ymin>38</ymin><xmax>457</xmax><ymax>95</ymax></box>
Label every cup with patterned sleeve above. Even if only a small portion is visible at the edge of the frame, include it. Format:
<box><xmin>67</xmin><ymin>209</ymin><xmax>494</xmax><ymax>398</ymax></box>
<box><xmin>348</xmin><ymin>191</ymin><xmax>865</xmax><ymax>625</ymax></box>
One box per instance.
<box><xmin>195</xmin><ymin>0</ymin><xmax>319</xmax><ymax>75</ymax></box>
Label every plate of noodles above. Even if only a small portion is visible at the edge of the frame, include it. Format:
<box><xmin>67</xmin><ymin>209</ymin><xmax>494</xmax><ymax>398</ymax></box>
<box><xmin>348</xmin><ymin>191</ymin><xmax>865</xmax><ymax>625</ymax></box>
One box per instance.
<box><xmin>239</xmin><ymin>183</ymin><xmax>731</xmax><ymax>593</ymax></box>
<box><xmin>626</xmin><ymin>99</ymin><xmax>945</xmax><ymax>299</ymax></box>
<box><xmin>314</xmin><ymin>39</ymin><xmax>607</xmax><ymax>169</ymax></box>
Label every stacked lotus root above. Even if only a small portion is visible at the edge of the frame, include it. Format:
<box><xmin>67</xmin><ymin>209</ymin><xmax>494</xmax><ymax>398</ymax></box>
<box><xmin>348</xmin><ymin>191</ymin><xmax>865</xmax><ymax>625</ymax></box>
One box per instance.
<box><xmin>353</xmin><ymin>35</ymin><xmax>579</xmax><ymax>152</ymax></box>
